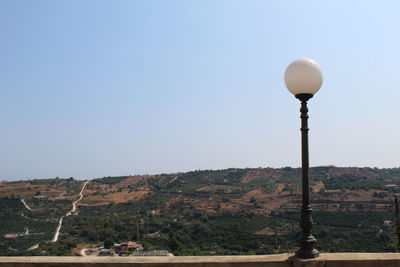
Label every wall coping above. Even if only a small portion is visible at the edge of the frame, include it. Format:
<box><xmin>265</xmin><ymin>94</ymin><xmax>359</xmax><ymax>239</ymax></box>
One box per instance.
<box><xmin>1</xmin><ymin>253</ymin><xmax>400</xmax><ymax>266</ymax></box>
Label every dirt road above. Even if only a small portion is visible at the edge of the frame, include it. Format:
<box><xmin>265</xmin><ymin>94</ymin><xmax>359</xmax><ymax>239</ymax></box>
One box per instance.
<box><xmin>52</xmin><ymin>181</ymin><xmax>89</xmax><ymax>243</ymax></box>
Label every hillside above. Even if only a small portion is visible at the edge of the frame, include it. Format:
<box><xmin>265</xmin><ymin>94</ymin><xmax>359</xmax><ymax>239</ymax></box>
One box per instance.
<box><xmin>81</xmin><ymin>166</ymin><xmax>400</xmax><ymax>212</ymax></box>
<box><xmin>1</xmin><ymin>166</ymin><xmax>399</xmax><ymax>256</ymax></box>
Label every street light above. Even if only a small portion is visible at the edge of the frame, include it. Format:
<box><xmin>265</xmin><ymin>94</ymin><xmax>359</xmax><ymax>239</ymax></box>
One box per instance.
<box><xmin>284</xmin><ymin>58</ymin><xmax>323</xmax><ymax>259</ymax></box>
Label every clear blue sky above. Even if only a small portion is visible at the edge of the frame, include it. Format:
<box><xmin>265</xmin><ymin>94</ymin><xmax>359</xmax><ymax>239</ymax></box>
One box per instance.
<box><xmin>1</xmin><ymin>1</ymin><xmax>400</xmax><ymax>180</ymax></box>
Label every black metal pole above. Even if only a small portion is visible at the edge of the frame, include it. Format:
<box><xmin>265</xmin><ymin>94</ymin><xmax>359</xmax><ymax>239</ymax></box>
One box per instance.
<box><xmin>295</xmin><ymin>93</ymin><xmax>319</xmax><ymax>259</ymax></box>
<box><xmin>395</xmin><ymin>195</ymin><xmax>400</xmax><ymax>252</ymax></box>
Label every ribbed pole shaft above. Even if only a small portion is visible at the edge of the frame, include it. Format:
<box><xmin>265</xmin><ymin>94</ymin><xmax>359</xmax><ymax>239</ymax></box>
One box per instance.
<box><xmin>395</xmin><ymin>196</ymin><xmax>400</xmax><ymax>251</ymax></box>
<box><xmin>295</xmin><ymin>94</ymin><xmax>319</xmax><ymax>259</ymax></box>
<box><xmin>300</xmin><ymin>100</ymin><xmax>310</xmax><ymax>209</ymax></box>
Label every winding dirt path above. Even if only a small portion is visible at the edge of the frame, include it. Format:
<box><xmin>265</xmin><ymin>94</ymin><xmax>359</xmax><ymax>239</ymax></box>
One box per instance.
<box><xmin>21</xmin><ymin>199</ymin><xmax>32</xmax><ymax>211</ymax></box>
<box><xmin>27</xmin><ymin>243</ymin><xmax>39</xmax><ymax>251</ymax></box>
<box><xmin>52</xmin><ymin>181</ymin><xmax>89</xmax><ymax>243</ymax></box>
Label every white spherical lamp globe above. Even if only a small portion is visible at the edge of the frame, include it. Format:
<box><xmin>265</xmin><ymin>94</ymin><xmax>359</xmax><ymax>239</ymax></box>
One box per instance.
<box><xmin>284</xmin><ymin>58</ymin><xmax>323</xmax><ymax>96</ymax></box>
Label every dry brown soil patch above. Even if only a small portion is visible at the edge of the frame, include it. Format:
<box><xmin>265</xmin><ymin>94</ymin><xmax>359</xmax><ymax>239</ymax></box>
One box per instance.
<box><xmin>80</xmin><ymin>191</ymin><xmax>148</xmax><ymax>206</ymax></box>
<box><xmin>256</xmin><ymin>227</ymin><xmax>276</xmax><ymax>236</ymax></box>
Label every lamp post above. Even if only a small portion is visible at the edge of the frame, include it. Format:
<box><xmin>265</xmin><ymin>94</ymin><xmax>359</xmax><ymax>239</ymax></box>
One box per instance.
<box><xmin>284</xmin><ymin>58</ymin><xmax>323</xmax><ymax>259</ymax></box>
<box><xmin>394</xmin><ymin>195</ymin><xmax>400</xmax><ymax>251</ymax></box>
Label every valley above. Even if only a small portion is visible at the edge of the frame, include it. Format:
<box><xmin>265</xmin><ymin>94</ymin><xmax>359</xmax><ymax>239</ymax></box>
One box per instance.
<box><xmin>0</xmin><ymin>166</ymin><xmax>399</xmax><ymax>256</ymax></box>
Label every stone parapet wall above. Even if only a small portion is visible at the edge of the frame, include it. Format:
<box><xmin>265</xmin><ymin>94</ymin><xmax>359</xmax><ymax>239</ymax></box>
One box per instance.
<box><xmin>1</xmin><ymin>253</ymin><xmax>400</xmax><ymax>267</ymax></box>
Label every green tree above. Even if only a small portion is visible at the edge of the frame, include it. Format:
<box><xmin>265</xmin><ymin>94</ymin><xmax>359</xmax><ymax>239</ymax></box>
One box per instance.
<box><xmin>169</xmin><ymin>237</ymin><xmax>181</xmax><ymax>253</ymax></box>
<box><xmin>104</xmin><ymin>238</ymin><xmax>114</xmax><ymax>249</ymax></box>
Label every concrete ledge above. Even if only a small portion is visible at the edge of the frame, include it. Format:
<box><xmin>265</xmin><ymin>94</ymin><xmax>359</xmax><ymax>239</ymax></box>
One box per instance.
<box><xmin>0</xmin><ymin>253</ymin><xmax>400</xmax><ymax>267</ymax></box>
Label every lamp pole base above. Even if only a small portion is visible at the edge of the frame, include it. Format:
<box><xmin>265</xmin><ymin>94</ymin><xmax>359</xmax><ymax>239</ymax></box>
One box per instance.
<box><xmin>295</xmin><ymin>235</ymin><xmax>319</xmax><ymax>259</ymax></box>
<box><xmin>296</xmin><ymin>248</ymin><xmax>319</xmax><ymax>259</ymax></box>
